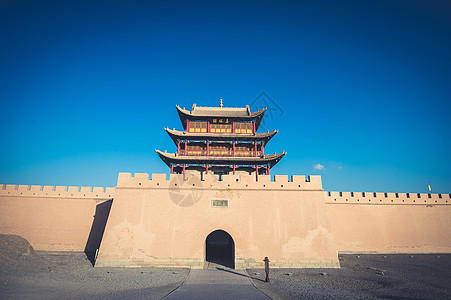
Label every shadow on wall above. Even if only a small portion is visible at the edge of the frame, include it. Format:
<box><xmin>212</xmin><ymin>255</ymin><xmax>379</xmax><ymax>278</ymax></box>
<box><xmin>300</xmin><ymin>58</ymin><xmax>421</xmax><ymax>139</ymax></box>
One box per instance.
<box><xmin>84</xmin><ymin>200</ymin><xmax>112</xmax><ymax>266</ymax></box>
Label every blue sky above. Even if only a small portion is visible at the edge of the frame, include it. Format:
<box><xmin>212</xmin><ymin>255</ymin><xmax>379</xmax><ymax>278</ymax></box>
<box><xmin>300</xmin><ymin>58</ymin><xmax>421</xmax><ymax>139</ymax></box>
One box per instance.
<box><xmin>1</xmin><ymin>0</ymin><xmax>450</xmax><ymax>193</ymax></box>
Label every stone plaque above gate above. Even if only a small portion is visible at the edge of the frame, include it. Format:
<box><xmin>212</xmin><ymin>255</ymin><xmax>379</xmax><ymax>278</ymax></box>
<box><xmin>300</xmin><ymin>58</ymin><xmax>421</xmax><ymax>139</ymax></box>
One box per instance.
<box><xmin>212</xmin><ymin>199</ymin><xmax>228</xmax><ymax>207</ymax></box>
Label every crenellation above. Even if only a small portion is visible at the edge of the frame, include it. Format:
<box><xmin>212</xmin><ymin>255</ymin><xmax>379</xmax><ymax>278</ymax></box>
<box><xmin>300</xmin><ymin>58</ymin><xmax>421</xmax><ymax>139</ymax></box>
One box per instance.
<box><xmin>55</xmin><ymin>186</ymin><xmax>68</xmax><ymax>192</ymax></box>
<box><xmin>105</xmin><ymin>187</ymin><xmax>115</xmax><ymax>196</ymax></box>
<box><xmin>68</xmin><ymin>186</ymin><xmax>80</xmax><ymax>193</ymax></box>
<box><xmin>291</xmin><ymin>175</ymin><xmax>306</xmax><ymax>183</ymax></box>
<box><xmin>93</xmin><ymin>187</ymin><xmax>105</xmax><ymax>194</ymax></box>
<box><xmin>258</xmin><ymin>174</ymin><xmax>271</xmax><ymax>183</ymax></box>
<box><xmin>274</xmin><ymin>175</ymin><xmax>289</xmax><ymax>183</ymax></box>
<box><xmin>0</xmin><ymin>183</ymin><xmax>114</xmax><ymax>199</ymax></box>
<box><xmin>133</xmin><ymin>173</ymin><xmax>150</xmax><ymax>182</ymax></box>
<box><xmin>117</xmin><ymin>172</ymin><xmax>132</xmax><ymax>185</ymax></box>
<box><xmin>151</xmin><ymin>173</ymin><xmax>166</xmax><ymax>181</ymax></box>
<box><xmin>43</xmin><ymin>186</ymin><xmax>55</xmax><ymax>192</ymax></box>
<box><xmin>326</xmin><ymin>191</ymin><xmax>450</xmax><ymax>205</ymax></box>
<box><xmin>6</xmin><ymin>184</ymin><xmax>18</xmax><ymax>190</ymax></box>
<box><xmin>18</xmin><ymin>185</ymin><xmax>30</xmax><ymax>191</ymax></box>
<box><xmin>30</xmin><ymin>185</ymin><xmax>43</xmax><ymax>192</ymax></box>
<box><xmin>221</xmin><ymin>174</ymin><xmax>241</xmax><ymax>183</ymax></box>
<box><xmin>114</xmin><ymin>172</ymin><xmax>324</xmax><ymax>190</ymax></box>
<box><xmin>238</xmin><ymin>174</ymin><xmax>254</xmax><ymax>185</ymax></box>
<box><xmin>80</xmin><ymin>186</ymin><xmax>92</xmax><ymax>193</ymax></box>
<box><xmin>305</xmin><ymin>175</ymin><xmax>322</xmax><ymax>189</ymax></box>
<box><xmin>169</xmin><ymin>173</ymin><xmax>184</xmax><ymax>183</ymax></box>
<box><xmin>203</xmin><ymin>174</ymin><xmax>217</xmax><ymax>185</ymax></box>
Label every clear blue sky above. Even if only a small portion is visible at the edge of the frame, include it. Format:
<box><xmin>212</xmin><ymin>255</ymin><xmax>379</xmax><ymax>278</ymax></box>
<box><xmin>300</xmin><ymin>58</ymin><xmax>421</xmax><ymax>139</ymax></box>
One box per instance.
<box><xmin>1</xmin><ymin>0</ymin><xmax>450</xmax><ymax>193</ymax></box>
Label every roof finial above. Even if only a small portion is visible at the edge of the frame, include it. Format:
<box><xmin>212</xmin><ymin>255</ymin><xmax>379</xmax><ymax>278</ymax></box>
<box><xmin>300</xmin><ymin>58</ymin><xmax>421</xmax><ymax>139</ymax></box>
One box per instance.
<box><xmin>220</xmin><ymin>97</ymin><xmax>223</xmax><ymax>108</ymax></box>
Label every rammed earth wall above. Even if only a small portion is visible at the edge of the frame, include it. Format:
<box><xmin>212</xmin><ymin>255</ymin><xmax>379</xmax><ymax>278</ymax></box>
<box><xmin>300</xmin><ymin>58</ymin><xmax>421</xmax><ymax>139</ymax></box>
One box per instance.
<box><xmin>0</xmin><ymin>174</ymin><xmax>450</xmax><ymax>268</ymax></box>
<box><xmin>95</xmin><ymin>173</ymin><xmax>339</xmax><ymax>269</ymax></box>
<box><xmin>0</xmin><ymin>184</ymin><xmax>114</xmax><ymax>251</ymax></box>
<box><xmin>325</xmin><ymin>191</ymin><xmax>451</xmax><ymax>253</ymax></box>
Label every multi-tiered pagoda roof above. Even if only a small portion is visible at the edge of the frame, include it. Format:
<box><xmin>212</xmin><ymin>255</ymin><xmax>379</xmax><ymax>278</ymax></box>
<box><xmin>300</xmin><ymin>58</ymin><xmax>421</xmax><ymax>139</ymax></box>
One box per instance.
<box><xmin>156</xmin><ymin>100</ymin><xmax>285</xmax><ymax>178</ymax></box>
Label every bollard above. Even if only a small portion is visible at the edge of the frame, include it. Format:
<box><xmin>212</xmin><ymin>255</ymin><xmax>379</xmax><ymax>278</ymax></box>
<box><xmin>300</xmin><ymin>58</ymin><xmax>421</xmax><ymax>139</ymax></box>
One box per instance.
<box><xmin>264</xmin><ymin>257</ymin><xmax>270</xmax><ymax>282</ymax></box>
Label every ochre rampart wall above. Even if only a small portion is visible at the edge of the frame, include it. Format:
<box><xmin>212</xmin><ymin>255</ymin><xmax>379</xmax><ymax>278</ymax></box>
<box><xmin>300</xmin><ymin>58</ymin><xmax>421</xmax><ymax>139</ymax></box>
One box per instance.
<box><xmin>0</xmin><ymin>184</ymin><xmax>114</xmax><ymax>251</ymax></box>
<box><xmin>96</xmin><ymin>172</ymin><xmax>339</xmax><ymax>269</ymax></box>
<box><xmin>325</xmin><ymin>191</ymin><xmax>451</xmax><ymax>253</ymax></box>
<box><xmin>1</xmin><ymin>175</ymin><xmax>450</xmax><ymax>268</ymax></box>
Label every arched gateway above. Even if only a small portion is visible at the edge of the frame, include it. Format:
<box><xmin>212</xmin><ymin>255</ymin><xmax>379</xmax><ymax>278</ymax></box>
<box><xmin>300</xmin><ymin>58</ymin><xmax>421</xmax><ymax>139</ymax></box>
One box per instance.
<box><xmin>205</xmin><ymin>230</ymin><xmax>235</xmax><ymax>269</ymax></box>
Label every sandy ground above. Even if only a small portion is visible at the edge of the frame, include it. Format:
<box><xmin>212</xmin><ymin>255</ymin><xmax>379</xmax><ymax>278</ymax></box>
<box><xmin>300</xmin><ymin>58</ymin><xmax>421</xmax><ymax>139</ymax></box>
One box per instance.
<box><xmin>248</xmin><ymin>254</ymin><xmax>451</xmax><ymax>299</ymax></box>
<box><xmin>1</xmin><ymin>235</ymin><xmax>450</xmax><ymax>299</ymax></box>
<box><xmin>0</xmin><ymin>236</ymin><xmax>189</xmax><ymax>300</ymax></box>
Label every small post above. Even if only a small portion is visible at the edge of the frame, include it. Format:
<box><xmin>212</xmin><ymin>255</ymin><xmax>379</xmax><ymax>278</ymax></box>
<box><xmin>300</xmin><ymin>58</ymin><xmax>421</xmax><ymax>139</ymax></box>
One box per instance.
<box><xmin>264</xmin><ymin>257</ymin><xmax>270</xmax><ymax>282</ymax></box>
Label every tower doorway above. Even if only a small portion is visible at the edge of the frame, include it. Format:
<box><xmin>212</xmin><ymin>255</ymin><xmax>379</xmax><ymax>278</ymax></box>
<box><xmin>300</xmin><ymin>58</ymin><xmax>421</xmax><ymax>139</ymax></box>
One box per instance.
<box><xmin>205</xmin><ymin>230</ymin><xmax>235</xmax><ymax>269</ymax></box>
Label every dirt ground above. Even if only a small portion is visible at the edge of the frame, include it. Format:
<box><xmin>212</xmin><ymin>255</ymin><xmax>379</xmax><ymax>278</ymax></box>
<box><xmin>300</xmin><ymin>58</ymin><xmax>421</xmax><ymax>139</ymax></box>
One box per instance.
<box><xmin>1</xmin><ymin>235</ymin><xmax>450</xmax><ymax>299</ymax></box>
<box><xmin>0</xmin><ymin>235</ymin><xmax>189</xmax><ymax>300</ymax></box>
<box><xmin>248</xmin><ymin>254</ymin><xmax>451</xmax><ymax>299</ymax></box>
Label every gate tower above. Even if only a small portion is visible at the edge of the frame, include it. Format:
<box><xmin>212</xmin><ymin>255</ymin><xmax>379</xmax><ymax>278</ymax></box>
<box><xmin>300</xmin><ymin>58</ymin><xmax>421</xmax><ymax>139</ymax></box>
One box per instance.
<box><xmin>156</xmin><ymin>99</ymin><xmax>286</xmax><ymax>178</ymax></box>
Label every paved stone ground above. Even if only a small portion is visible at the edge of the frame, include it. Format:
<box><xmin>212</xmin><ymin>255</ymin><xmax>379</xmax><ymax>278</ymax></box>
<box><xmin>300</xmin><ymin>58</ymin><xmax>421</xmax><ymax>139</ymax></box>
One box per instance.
<box><xmin>164</xmin><ymin>266</ymin><xmax>270</xmax><ymax>300</ymax></box>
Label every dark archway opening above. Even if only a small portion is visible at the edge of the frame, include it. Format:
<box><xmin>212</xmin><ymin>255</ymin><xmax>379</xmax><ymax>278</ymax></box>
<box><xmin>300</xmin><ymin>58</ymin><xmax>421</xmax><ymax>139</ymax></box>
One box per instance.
<box><xmin>206</xmin><ymin>230</ymin><xmax>235</xmax><ymax>269</ymax></box>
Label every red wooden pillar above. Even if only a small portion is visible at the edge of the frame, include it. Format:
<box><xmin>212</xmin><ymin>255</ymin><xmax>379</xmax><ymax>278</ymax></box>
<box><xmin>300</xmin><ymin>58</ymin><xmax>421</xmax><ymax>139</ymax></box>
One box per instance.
<box><xmin>256</xmin><ymin>166</ymin><xmax>259</xmax><ymax>181</ymax></box>
<box><xmin>206</xmin><ymin>166</ymin><xmax>209</xmax><ymax>174</ymax></box>
<box><xmin>183</xmin><ymin>165</ymin><xmax>186</xmax><ymax>181</ymax></box>
<box><xmin>207</xmin><ymin>122</ymin><xmax>210</xmax><ymax>133</ymax></box>
<box><xmin>232</xmin><ymin>122</ymin><xmax>235</xmax><ymax>133</ymax></box>
<box><xmin>186</xmin><ymin>121</ymin><xmax>190</xmax><ymax>132</ymax></box>
<box><xmin>254</xmin><ymin>142</ymin><xmax>257</xmax><ymax>157</ymax></box>
<box><xmin>266</xmin><ymin>166</ymin><xmax>270</xmax><ymax>175</ymax></box>
<box><xmin>184</xmin><ymin>141</ymin><xmax>187</xmax><ymax>156</ymax></box>
<box><xmin>177</xmin><ymin>142</ymin><xmax>180</xmax><ymax>155</ymax></box>
<box><xmin>170</xmin><ymin>165</ymin><xmax>174</xmax><ymax>174</ymax></box>
<box><xmin>233</xmin><ymin>142</ymin><xmax>235</xmax><ymax>157</ymax></box>
<box><xmin>207</xmin><ymin>141</ymin><xmax>210</xmax><ymax>156</ymax></box>
<box><xmin>233</xmin><ymin>165</ymin><xmax>236</xmax><ymax>175</ymax></box>
<box><xmin>261</xmin><ymin>143</ymin><xmax>264</xmax><ymax>155</ymax></box>
<box><xmin>252</xmin><ymin>122</ymin><xmax>256</xmax><ymax>134</ymax></box>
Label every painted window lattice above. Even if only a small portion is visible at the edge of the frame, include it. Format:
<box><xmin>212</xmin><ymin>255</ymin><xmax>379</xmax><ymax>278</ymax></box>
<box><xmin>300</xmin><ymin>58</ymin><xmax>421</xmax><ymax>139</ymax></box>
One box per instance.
<box><xmin>235</xmin><ymin>122</ymin><xmax>252</xmax><ymax>134</ymax></box>
<box><xmin>211</xmin><ymin>123</ymin><xmax>232</xmax><ymax>133</ymax></box>
<box><xmin>189</xmin><ymin>121</ymin><xmax>207</xmax><ymax>133</ymax></box>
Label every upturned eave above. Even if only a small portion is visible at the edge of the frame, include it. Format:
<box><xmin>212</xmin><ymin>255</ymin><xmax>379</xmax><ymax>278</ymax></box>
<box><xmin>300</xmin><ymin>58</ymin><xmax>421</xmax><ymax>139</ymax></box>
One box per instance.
<box><xmin>176</xmin><ymin>105</ymin><xmax>266</xmax><ymax>130</ymax></box>
<box><xmin>164</xmin><ymin>127</ymin><xmax>278</xmax><ymax>145</ymax></box>
<box><xmin>155</xmin><ymin>149</ymin><xmax>285</xmax><ymax>168</ymax></box>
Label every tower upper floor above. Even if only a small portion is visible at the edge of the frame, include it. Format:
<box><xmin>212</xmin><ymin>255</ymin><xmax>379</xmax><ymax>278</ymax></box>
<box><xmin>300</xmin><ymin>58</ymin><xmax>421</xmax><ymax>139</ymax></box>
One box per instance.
<box><xmin>176</xmin><ymin>102</ymin><xmax>266</xmax><ymax>134</ymax></box>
